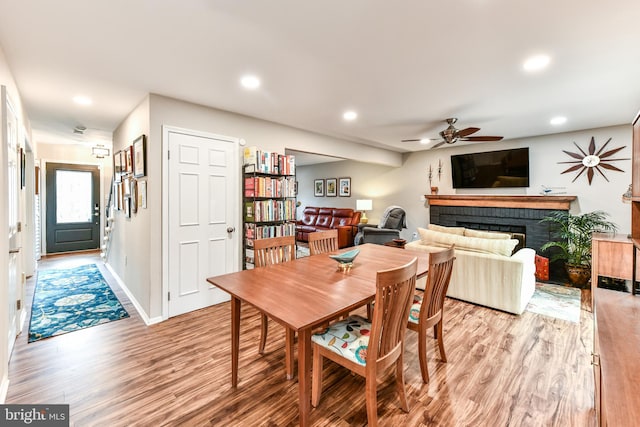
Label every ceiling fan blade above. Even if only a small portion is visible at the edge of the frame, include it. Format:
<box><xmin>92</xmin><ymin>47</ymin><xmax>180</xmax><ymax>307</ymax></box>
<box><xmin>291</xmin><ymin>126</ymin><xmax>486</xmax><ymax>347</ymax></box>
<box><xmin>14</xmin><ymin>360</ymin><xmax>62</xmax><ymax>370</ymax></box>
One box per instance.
<box><xmin>456</xmin><ymin>127</ymin><xmax>480</xmax><ymax>138</ymax></box>
<box><xmin>461</xmin><ymin>136</ymin><xmax>504</xmax><ymax>142</ymax></box>
<box><xmin>431</xmin><ymin>141</ymin><xmax>446</xmax><ymax>149</ymax></box>
<box><xmin>401</xmin><ymin>139</ymin><xmax>422</xmax><ymax>142</ymax></box>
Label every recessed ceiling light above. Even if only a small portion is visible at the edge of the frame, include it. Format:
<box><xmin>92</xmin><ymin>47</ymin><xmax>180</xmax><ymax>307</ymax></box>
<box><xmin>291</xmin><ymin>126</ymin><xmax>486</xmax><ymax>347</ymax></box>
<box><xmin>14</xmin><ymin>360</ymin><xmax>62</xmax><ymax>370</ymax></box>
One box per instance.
<box><xmin>240</xmin><ymin>75</ymin><xmax>261</xmax><ymax>90</ymax></box>
<box><xmin>420</xmin><ymin>139</ymin><xmax>431</xmax><ymax>145</ymax></box>
<box><xmin>550</xmin><ymin>116</ymin><xmax>567</xmax><ymax>125</ymax></box>
<box><xmin>523</xmin><ymin>54</ymin><xmax>551</xmax><ymax>72</ymax></box>
<box><xmin>73</xmin><ymin>95</ymin><xmax>92</xmax><ymax>106</ymax></box>
<box><xmin>343</xmin><ymin>111</ymin><xmax>357</xmax><ymax>121</ymax></box>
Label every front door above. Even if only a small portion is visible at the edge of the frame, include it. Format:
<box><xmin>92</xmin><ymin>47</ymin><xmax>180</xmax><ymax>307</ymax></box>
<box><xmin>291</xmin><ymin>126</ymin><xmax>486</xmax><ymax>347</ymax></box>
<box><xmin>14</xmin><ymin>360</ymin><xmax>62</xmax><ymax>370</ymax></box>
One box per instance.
<box><xmin>167</xmin><ymin>128</ymin><xmax>239</xmax><ymax>317</ymax></box>
<box><xmin>45</xmin><ymin>163</ymin><xmax>100</xmax><ymax>253</ymax></box>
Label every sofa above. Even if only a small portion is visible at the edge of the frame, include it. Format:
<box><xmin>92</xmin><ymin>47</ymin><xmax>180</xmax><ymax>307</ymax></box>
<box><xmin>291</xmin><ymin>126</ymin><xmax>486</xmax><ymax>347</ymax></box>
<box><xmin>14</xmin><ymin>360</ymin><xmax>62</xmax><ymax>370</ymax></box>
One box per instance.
<box><xmin>296</xmin><ymin>207</ymin><xmax>361</xmax><ymax>248</ymax></box>
<box><xmin>405</xmin><ymin>224</ymin><xmax>536</xmax><ymax>315</ymax></box>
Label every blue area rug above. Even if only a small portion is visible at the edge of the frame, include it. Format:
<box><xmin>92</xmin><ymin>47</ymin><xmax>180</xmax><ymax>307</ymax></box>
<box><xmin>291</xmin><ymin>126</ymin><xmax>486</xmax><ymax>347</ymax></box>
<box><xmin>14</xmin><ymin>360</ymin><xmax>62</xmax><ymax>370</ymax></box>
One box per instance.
<box><xmin>29</xmin><ymin>264</ymin><xmax>129</xmax><ymax>342</ymax></box>
<box><xmin>526</xmin><ymin>282</ymin><xmax>581</xmax><ymax>323</ymax></box>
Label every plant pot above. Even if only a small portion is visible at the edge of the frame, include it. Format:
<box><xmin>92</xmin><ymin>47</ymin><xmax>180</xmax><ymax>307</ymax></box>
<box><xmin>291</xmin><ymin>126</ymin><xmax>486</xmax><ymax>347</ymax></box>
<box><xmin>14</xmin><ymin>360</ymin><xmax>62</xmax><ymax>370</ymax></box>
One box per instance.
<box><xmin>565</xmin><ymin>263</ymin><xmax>591</xmax><ymax>288</ymax></box>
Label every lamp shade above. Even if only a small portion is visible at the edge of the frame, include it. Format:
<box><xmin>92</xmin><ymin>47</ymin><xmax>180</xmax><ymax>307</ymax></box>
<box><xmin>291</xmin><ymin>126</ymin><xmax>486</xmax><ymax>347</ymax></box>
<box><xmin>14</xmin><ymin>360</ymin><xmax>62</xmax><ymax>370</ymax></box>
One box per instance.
<box><xmin>356</xmin><ymin>199</ymin><xmax>372</xmax><ymax>211</ymax></box>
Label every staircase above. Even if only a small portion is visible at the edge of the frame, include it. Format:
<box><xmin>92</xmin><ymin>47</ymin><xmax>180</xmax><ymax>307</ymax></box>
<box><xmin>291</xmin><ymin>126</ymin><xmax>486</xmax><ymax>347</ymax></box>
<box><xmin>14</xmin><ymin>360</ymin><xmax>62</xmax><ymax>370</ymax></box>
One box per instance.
<box><xmin>101</xmin><ymin>178</ymin><xmax>115</xmax><ymax>261</ymax></box>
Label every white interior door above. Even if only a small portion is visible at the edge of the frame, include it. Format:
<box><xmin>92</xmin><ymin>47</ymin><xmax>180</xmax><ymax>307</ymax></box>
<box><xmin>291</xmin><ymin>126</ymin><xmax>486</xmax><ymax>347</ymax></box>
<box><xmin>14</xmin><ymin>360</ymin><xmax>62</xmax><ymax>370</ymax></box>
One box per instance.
<box><xmin>5</xmin><ymin>92</ymin><xmax>20</xmax><ymax>356</ymax></box>
<box><xmin>168</xmin><ymin>129</ymin><xmax>239</xmax><ymax>317</ymax></box>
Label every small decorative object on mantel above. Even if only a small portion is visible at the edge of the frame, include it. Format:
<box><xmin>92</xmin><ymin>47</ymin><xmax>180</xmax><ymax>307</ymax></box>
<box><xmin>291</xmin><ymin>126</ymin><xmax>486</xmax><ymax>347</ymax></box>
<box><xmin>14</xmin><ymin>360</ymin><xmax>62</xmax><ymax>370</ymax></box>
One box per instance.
<box><xmin>558</xmin><ymin>136</ymin><xmax>629</xmax><ymax>185</ymax></box>
<box><xmin>431</xmin><ymin>186</ymin><xmax>439</xmax><ymax>195</ymax></box>
<box><xmin>539</xmin><ymin>185</ymin><xmax>566</xmax><ymax>195</ymax></box>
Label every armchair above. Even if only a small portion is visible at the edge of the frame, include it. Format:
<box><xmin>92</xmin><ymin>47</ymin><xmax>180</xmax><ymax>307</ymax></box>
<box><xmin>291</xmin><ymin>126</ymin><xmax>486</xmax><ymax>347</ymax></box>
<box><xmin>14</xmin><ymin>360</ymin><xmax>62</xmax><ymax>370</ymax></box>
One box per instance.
<box><xmin>355</xmin><ymin>206</ymin><xmax>407</xmax><ymax>245</ymax></box>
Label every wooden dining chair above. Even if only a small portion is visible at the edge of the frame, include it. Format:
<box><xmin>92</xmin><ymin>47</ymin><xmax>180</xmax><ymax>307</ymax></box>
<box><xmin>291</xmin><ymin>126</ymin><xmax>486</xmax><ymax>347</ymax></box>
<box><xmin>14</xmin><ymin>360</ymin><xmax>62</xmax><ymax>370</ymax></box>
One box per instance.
<box><xmin>407</xmin><ymin>246</ymin><xmax>455</xmax><ymax>383</ymax></box>
<box><xmin>253</xmin><ymin>236</ymin><xmax>296</xmax><ymax>361</ymax></box>
<box><xmin>308</xmin><ymin>229</ymin><xmax>339</xmax><ymax>255</ymax></box>
<box><xmin>311</xmin><ymin>257</ymin><xmax>417</xmax><ymax>426</ymax></box>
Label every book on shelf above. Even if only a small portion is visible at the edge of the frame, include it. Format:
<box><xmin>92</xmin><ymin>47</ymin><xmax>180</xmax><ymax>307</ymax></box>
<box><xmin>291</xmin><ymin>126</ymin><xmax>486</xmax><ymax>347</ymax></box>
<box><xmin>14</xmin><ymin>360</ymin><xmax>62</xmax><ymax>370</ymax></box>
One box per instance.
<box><xmin>243</xmin><ymin>146</ymin><xmax>296</xmax><ymax>175</ymax></box>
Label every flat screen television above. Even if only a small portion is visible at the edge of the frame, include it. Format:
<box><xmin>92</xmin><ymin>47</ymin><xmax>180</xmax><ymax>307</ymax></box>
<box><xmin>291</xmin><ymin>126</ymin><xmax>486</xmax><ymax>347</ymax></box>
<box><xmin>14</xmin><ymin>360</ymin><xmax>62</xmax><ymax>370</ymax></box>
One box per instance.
<box><xmin>450</xmin><ymin>147</ymin><xmax>530</xmax><ymax>188</ymax></box>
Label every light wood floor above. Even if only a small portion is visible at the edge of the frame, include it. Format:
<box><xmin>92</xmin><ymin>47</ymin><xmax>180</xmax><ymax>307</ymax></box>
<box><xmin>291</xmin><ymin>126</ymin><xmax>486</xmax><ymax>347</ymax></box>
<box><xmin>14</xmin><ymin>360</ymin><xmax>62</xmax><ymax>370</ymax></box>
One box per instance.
<box><xmin>7</xmin><ymin>253</ymin><xmax>596</xmax><ymax>426</ymax></box>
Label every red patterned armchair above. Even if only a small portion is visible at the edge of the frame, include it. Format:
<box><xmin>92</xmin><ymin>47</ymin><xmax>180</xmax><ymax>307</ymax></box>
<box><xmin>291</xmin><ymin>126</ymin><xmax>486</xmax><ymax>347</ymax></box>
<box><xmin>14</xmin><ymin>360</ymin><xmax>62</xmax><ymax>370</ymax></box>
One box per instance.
<box><xmin>296</xmin><ymin>207</ymin><xmax>361</xmax><ymax>248</ymax></box>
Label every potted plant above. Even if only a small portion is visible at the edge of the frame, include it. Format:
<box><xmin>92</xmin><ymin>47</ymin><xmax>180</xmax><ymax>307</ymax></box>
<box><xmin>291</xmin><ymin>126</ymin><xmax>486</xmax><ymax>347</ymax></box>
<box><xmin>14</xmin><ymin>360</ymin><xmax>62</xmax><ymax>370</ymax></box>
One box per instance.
<box><xmin>540</xmin><ymin>210</ymin><xmax>617</xmax><ymax>288</ymax></box>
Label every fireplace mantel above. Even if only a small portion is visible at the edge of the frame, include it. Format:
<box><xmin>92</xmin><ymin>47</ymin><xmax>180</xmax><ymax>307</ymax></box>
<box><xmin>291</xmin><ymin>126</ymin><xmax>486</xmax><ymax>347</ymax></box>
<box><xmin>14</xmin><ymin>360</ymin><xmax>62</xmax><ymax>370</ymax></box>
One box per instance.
<box><xmin>424</xmin><ymin>195</ymin><xmax>576</xmax><ymax>210</ymax></box>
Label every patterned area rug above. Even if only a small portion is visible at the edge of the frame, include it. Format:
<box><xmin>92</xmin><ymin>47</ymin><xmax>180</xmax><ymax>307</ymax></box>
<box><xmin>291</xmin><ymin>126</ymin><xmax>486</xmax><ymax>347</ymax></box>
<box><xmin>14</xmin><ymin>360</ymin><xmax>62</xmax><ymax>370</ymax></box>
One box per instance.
<box><xmin>526</xmin><ymin>282</ymin><xmax>581</xmax><ymax>323</ymax></box>
<box><xmin>29</xmin><ymin>264</ymin><xmax>129</xmax><ymax>342</ymax></box>
<box><xmin>296</xmin><ymin>245</ymin><xmax>310</xmax><ymax>258</ymax></box>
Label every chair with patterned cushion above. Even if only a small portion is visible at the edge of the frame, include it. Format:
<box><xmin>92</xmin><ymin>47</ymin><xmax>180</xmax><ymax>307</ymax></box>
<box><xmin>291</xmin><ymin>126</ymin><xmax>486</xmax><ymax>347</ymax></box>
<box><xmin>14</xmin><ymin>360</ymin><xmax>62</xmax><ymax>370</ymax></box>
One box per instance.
<box><xmin>308</xmin><ymin>229</ymin><xmax>339</xmax><ymax>256</ymax></box>
<box><xmin>253</xmin><ymin>236</ymin><xmax>296</xmax><ymax>377</ymax></box>
<box><xmin>407</xmin><ymin>246</ymin><xmax>455</xmax><ymax>383</ymax></box>
<box><xmin>311</xmin><ymin>257</ymin><xmax>417</xmax><ymax>426</ymax></box>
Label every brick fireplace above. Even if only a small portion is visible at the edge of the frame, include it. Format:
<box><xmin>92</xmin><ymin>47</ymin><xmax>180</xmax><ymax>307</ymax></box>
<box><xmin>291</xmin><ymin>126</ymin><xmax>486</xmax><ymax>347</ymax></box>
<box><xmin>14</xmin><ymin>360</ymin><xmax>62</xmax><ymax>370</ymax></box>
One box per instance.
<box><xmin>425</xmin><ymin>195</ymin><xmax>576</xmax><ymax>282</ymax></box>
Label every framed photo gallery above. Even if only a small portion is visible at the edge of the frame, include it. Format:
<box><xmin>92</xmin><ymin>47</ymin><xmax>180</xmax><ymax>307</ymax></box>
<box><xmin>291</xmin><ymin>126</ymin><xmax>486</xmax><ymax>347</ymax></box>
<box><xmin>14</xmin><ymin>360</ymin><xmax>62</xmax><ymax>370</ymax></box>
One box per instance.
<box><xmin>314</xmin><ymin>177</ymin><xmax>351</xmax><ymax>197</ymax></box>
<box><xmin>113</xmin><ymin>134</ymin><xmax>147</xmax><ymax>216</ymax></box>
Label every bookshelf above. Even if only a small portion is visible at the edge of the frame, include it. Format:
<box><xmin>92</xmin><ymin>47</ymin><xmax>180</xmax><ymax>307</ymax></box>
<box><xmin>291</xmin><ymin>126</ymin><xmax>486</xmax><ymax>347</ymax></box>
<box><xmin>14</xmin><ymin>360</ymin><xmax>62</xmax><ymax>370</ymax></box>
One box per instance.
<box><xmin>242</xmin><ymin>146</ymin><xmax>296</xmax><ymax>269</ymax></box>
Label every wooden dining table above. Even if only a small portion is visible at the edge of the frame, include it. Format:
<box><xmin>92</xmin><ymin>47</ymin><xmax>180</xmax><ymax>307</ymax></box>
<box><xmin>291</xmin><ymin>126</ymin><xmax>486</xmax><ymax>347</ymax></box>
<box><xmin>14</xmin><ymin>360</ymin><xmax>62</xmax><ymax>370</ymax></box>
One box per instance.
<box><xmin>206</xmin><ymin>243</ymin><xmax>430</xmax><ymax>427</ymax></box>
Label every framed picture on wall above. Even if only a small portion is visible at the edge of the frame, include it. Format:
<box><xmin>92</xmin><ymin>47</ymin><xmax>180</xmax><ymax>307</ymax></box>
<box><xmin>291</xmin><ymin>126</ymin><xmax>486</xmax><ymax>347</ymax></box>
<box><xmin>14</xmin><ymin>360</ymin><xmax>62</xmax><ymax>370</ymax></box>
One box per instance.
<box><xmin>339</xmin><ymin>177</ymin><xmax>351</xmax><ymax>197</ymax></box>
<box><xmin>314</xmin><ymin>179</ymin><xmax>325</xmax><ymax>197</ymax></box>
<box><xmin>326</xmin><ymin>178</ymin><xmax>337</xmax><ymax>197</ymax></box>
<box><xmin>130</xmin><ymin>179</ymin><xmax>138</xmax><ymax>214</ymax></box>
<box><xmin>113</xmin><ymin>150</ymin><xmax>122</xmax><ymax>182</ymax></box>
<box><xmin>133</xmin><ymin>135</ymin><xmax>147</xmax><ymax>178</ymax></box>
<box><xmin>125</xmin><ymin>145</ymin><xmax>133</xmax><ymax>173</ymax></box>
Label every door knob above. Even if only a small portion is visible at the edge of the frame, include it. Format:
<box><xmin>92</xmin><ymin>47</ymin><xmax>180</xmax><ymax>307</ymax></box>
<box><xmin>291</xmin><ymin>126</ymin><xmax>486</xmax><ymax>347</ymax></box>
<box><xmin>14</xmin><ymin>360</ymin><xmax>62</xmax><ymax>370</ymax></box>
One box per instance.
<box><xmin>227</xmin><ymin>227</ymin><xmax>235</xmax><ymax>233</ymax></box>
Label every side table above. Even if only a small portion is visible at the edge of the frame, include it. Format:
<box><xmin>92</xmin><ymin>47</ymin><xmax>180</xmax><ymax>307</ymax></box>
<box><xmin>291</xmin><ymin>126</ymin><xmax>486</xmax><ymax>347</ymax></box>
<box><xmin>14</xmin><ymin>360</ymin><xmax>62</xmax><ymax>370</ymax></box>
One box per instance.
<box><xmin>383</xmin><ymin>240</ymin><xmax>406</xmax><ymax>249</ymax></box>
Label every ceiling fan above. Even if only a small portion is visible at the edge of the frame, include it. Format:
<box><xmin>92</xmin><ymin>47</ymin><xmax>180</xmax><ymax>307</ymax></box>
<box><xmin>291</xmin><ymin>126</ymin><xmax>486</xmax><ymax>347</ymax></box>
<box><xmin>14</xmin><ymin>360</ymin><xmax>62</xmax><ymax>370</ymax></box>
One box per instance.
<box><xmin>402</xmin><ymin>118</ymin><xmax>503</xmax><ymax>149</ymax></box>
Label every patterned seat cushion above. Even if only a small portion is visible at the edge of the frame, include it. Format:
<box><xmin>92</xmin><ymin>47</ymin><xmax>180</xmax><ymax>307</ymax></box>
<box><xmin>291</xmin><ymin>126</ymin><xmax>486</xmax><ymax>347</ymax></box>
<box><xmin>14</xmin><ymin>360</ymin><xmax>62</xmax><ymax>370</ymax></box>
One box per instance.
<box><xmin>311</xmin><ymin>315</ymin><xmax>371</xmax><ymax>365</ymax></box>
<box><xmin>408</xmin><ymin>294</ymin><xmax>422</xmax><ymax>324</ymax></box>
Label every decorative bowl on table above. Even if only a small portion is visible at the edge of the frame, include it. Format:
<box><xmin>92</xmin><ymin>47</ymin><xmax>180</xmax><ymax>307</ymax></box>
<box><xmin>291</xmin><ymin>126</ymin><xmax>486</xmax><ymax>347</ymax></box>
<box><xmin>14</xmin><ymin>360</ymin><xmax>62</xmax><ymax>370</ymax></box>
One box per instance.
<box><xmin>329</xmin><ymin>249</ymin><xmax>360</xmax><ymax>270</ymax></box>
<box><xmin>393</xmin><ymin>238</ymin><xmax>407</xmax><ymax>245</ymax></box>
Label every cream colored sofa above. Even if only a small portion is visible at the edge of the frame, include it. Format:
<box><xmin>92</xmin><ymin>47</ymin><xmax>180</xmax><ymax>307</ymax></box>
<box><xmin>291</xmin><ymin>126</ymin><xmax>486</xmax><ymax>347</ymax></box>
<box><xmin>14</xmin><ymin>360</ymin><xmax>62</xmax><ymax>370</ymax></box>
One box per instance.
<box><xmin>405</xmin><ymin>224</ymin><xmax>536</xmax><ymax>315</ymax></box>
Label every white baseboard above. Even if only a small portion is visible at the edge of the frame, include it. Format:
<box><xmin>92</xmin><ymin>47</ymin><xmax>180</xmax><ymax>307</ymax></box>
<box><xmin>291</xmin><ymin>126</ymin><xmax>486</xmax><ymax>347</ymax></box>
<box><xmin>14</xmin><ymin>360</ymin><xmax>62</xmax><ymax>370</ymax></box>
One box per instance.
<box><xmin>104</xmin><ymin>263</ymin><xmax>163</xmax><ymax>326</ymax></box>
<box><xmin>0</xmin><ymin>376</ymin><xmax>9</xmax><ymax>403</ymax></box>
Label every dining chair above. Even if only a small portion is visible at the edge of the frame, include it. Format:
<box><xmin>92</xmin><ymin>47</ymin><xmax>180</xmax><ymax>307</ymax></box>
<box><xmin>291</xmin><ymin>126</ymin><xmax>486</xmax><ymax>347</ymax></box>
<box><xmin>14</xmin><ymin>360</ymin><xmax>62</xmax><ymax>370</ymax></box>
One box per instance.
<box><xmin>253</xmin><ymin>236</ymin><xmax>296</xmax><ymax>358</ymax></box>
<box><xmin>407</xmin><ymin>246</ymin><xmax>455</xmax><ymax>383</ymax></box>
<box><xmin>308</xmin><ymin>229</ymin><xmax>339</xmax><ymax>255</ymax></box>
<box><xmin>311</xmin><ymin>257</ymin><xmax>417</xmax><ymax>426</ymax></box>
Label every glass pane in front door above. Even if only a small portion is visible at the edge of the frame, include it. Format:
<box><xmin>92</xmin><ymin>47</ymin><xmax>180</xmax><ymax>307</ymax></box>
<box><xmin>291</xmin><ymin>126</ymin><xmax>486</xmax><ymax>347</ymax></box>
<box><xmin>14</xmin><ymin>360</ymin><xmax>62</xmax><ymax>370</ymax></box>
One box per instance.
<box><xmin>56</xmin><ymin>169</ymin><xmax>92</xmax><ymax>223</ymax></box>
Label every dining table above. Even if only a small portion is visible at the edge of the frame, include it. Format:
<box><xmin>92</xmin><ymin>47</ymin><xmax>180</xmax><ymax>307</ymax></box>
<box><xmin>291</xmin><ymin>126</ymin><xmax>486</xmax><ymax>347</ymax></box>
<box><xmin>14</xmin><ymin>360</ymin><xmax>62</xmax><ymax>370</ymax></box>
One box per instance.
<box><xmin>206</xmin><ymin>243</ymin><xmax>430</xmax><ymax>427</ymax></box>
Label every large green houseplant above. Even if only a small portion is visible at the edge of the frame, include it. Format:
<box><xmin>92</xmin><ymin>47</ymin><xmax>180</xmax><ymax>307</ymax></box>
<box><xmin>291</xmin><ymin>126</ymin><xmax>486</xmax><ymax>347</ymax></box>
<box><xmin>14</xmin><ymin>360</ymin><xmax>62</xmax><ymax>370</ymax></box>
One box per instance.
<box><xmin>540</xmin><ymin>210</ymin><xmax>617</xmax><ymax>287</ymax></box>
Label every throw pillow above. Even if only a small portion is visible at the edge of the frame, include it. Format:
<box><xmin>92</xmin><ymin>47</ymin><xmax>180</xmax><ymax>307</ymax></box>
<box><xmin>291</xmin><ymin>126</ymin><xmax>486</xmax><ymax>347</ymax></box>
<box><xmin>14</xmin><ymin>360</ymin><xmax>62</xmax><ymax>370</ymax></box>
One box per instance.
<box><xmin>464</xmin><ymin>228</ymin><xmax>512</xmax><ymax>240</ymax></box>
<box><xmin>418</xmin><ymin>228</ymin><xmax>518</xmax><ymax>257</ymax></box>
<box><xmin>427</xmin><ymin>224</ymin><xmax>466</xmax><ymax>235</ymax></box>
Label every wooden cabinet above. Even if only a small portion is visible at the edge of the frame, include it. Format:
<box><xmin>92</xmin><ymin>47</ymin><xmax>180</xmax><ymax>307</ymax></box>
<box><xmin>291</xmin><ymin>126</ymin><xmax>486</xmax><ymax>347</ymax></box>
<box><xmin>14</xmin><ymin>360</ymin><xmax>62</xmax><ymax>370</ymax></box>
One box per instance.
<box><xmin>593</xmin><ymin>289</ymin><xmax>640</xmax><ymax>426</ymax></box>
<box><xmin>592</xmin><ymin>109</ymin><xmax>640</xmax><ymax>426</ymax></box>
<box><xmin>591</xmin><ymin>233</ymin><xmax>640</xmax><ymax>293</ymax></box>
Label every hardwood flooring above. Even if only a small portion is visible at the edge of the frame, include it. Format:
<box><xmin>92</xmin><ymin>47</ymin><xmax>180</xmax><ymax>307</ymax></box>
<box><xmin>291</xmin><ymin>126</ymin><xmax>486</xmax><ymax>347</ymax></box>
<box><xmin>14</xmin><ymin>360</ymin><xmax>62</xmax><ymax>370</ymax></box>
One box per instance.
<box><xmin>7</xmin><ymin>253</ymin><xmax>596</xmax><ymax>426</ymax></box>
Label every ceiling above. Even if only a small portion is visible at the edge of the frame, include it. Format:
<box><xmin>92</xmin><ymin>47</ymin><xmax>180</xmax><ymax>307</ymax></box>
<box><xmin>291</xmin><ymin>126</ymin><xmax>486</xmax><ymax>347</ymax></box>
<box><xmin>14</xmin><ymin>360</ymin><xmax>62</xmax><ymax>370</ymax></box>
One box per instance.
<box><xmin>1</xmin><ymin>1</ymin><xmax>639</xmax><ymax>153</ymax></box>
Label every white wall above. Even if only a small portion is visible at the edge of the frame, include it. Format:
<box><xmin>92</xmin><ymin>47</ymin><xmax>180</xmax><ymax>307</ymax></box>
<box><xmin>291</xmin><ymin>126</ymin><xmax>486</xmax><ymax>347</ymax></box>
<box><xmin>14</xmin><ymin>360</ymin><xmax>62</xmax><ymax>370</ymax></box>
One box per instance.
<box><xmin>109</xmin><ymin>96</ymin><xmax>151</xmax><ymax>317</ymax></box>
<box><xmin>299</xmin><ymin>124</ymin><xmax>633</xmax><ymax>240</ymax></box>
<box><xmin>0</xmin><ymin>45</ymin><xmax>32</xmax><ymax>402</ymax></box>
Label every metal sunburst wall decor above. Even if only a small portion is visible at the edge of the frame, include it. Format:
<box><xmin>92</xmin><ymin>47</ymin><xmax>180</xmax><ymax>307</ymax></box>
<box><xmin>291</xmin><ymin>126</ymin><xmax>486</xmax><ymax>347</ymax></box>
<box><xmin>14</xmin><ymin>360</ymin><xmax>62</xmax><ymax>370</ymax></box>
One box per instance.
<box><xmin>558</xmin><ymin>136</ymin><xmax>629</xmax><ymax>185</ymax></box>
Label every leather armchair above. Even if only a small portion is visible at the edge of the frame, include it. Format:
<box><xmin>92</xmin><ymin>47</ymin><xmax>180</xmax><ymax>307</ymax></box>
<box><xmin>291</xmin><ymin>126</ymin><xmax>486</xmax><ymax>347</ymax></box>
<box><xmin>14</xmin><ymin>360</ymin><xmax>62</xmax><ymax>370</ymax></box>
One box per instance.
<box><xmin>355</xmin><ymin>206</ymin><xmax>407</xmax><ymax>245</ymax></box>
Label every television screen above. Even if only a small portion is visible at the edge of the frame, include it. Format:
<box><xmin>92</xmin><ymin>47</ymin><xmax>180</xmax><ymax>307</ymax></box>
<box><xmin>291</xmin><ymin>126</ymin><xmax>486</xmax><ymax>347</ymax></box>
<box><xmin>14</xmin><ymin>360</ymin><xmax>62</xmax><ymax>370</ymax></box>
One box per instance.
<box><xmin>450</xmin><ymin>147</ymin><xmax>529</xmax><ymax>188</ymax></box>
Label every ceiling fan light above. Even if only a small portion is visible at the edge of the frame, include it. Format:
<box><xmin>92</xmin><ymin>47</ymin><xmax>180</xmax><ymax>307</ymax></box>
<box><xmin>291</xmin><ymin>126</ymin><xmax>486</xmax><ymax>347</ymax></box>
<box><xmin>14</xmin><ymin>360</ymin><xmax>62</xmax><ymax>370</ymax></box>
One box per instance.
<box><xmin>419</xmin><ymin>138</ymin><xmax>431</xmax><ymax>144</ymax></box>
<box><xmin>550</xmin><ymin>116</ymin><xmax>567</xmax><ymax>125</ymax></box>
